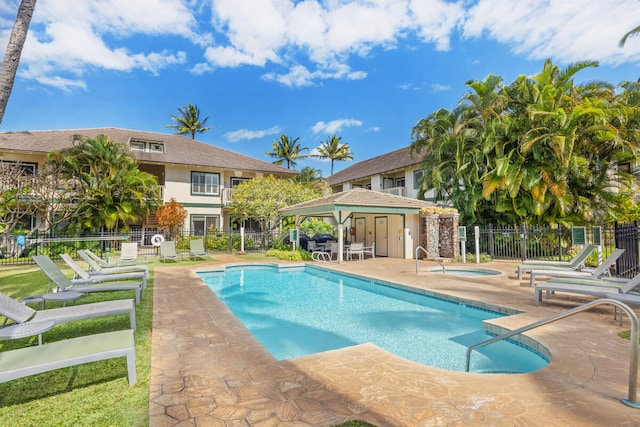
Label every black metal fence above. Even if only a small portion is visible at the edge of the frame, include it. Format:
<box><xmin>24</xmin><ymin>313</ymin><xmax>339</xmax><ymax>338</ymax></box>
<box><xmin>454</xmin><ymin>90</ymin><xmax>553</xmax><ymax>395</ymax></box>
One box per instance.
<box><xmin>0</xmin><ymin>228</ymin><xmax>282</xmax><ymax>266</ymax></box>
<box><xmin>469</xmin><ymin>222</ymin><xmax>638</xmax><ymax>278</ymax></box>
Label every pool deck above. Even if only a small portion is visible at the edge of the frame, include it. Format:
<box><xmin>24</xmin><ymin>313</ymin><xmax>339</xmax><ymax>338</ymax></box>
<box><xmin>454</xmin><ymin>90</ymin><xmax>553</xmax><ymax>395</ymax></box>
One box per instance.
<box><xmin>150</xmin><ymin>256</ymin><xmax>640</xmax><ymax>426</ymax></box>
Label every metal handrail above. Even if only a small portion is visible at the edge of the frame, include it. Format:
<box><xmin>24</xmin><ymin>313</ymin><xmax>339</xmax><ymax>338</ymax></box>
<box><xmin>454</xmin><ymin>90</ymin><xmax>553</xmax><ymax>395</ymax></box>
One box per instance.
<box><xmin>465</xmin><ymin>298</ymin><xmax>640</xmax><ymax>408</ymax></box>
<box><xmin>415</xmin><ymin>246</ymin><xmax>428</xmax><ymax>274</ymax></box>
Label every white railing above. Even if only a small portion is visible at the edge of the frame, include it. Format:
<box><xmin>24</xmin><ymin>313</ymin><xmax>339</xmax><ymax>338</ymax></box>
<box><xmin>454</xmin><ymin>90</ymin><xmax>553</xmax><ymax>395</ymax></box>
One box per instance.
<box><xmin>381</xmin><ymin>186</ymin><xmax>407</xmax><ymax>197</ymax></box>
<box><xmin>222</xmin><ymin>188</ymin><xmax>235</xmax><ymax>206</ymax></box>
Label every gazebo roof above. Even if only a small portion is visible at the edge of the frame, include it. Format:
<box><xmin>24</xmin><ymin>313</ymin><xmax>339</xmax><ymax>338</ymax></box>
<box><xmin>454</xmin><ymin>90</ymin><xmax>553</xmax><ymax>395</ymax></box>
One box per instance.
<box><xmin>279</xmin><ymin>188</ymin><xmax>444</xmax><ymax>218</ymax></box>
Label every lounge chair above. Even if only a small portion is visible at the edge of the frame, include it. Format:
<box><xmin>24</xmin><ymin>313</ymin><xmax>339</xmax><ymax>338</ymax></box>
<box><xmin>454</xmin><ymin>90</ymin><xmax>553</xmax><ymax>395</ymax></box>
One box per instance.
<box><xmin>32</xmin><ymin>256</ymin><xmax>144</xmax><ymax>304</ymax></box>
<box><xmin>528</xmin><ymin>248</ymin><xmax>624</xmax><ymax>286</ymax></box>
<box><xmin>83</xmin><ymin>247</ymin><xmax>148</xmax><ymax>268</ymax></box>
<box><xmin>189</xmin><ymin>239</ymin><xmax>209</xmax><ymax>260</ymax></box>
<box><xmin>0</xmin><ymin>292</ymin><xmax>136</xmax><ymax>330</ymax></box>
<box><xmin>61</xmin><ymin>254</ymin><xmax>147</xmax><ymax>290</ymax></box>
<box><xmin>78</xmin><ymin>250</ymin><xmax>149</xmax><ymax>278</ymax></box>
<box><xmin>517</xmin><ymin>244</ymin><xmax>596</xmax><ymax>279</ymax></box>
<box><xmin>159</xmin><ymin>241</ymin><xmax>179</xmax><ymax>263</ymax></box>
<box><xmin>534</xmin><ymin>272</ymin><xmax>640</xmax><ymax>305</ymax></box>
<box><xmin>0</xmin><ymin>329</ymin><xmax>136</xmax><ymax>385</ymax></box>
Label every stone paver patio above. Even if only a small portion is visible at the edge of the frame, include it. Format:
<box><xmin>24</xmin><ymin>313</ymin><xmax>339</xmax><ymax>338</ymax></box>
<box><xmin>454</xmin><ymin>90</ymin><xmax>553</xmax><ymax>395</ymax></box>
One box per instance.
<box><xmin>149</xmin><ymin>255</ymin><xmax>640</xmax><ymax>426</ymax></box>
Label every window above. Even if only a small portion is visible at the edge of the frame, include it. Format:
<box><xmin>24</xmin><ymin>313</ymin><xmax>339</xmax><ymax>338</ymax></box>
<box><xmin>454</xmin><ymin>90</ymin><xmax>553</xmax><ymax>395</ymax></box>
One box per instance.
<box><xmin>191</xmin><ymin>172</ymin><xmax>220</xmax><ymax>196</ymax></box>
<box><xmin>395</xmin><ymin>178</ymin><xmax>405</xmax><ymax>187</ymax></box>
<box><xmin>149</xmin><ymin>143</ymin><xmax>164</xmax><ymax>153</ymax></box>
<box><xmin>130</xmin><ymin>141</ymin><xmax>146</xmax><ymax>152</ymax></box>
<box><xmin>0</xmin><ymin>161</ymin><xmax>37</xmax><ymax>175</ymax></box>
<box><xmin>192</xmin><ymin>215</ymin><xmax>219</xmax><ymax>236</ymax></box>
<box><xmin>413</xmin><ymin>170</ymin><xmax>424</xmax><ymax>189</ymax></box>
<box><xmin>230</xmin><ymin>177</ymin><xmax>249</xmax><ymax>187</ymax></box>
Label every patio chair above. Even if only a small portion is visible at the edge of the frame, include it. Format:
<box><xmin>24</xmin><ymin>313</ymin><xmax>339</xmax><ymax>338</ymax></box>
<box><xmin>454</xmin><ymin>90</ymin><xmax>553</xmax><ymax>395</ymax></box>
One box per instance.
<box><xmin>328</xmin><ymin>242</ymin><xmax>340</xmax><ymax>261</ymax></box>
<box><xmin>78</xmin><ymin>250</ymin><xmax>149</xmax><ymax>278</ymax></box>
<box><xmin>83</xmin><ymin>246</ymin><xmax>148</xmax><ymax>268</ymax></box>
<box><xmin>534</xmin><ymin>271</ymin><xmax>640</xmax><ymax>305</ymax></box>
<box><xmin>517</xmin><ymin>244</ymin><xmax>596</xmax><ymax>279</ymax></box>
<box><xmin>159</xmin><ymin>241</ymin><xmax>179</xmax><ymax>263</ymax></box>
<box><xmin>0</xmin><ymin>292</ymin><xmax>136</xmax><ymax>330</ymax></box>
<box><xmin>32</xmin><ymin>255</ymin><xmax>144</xmax><ymax>304</ymax></box>
<box><xmin>362</xmin><ymin>243</ymin><xmax>375</xmax><ymax>259</ymax></box>
<box><xmin>0</xmin><ymin>329</ymin><xmax>137</xmax><ymax>385</ymax></box>
<box><xmin>189</xmin><ymin>239</ymin><xmax>209</xmax><ymax>260</ymax></box>
<box><xmin>61</xmin><ymin>254</ymin><xmax>147</xmax><ymax>289</ymax></box>
<box><xmin>528</xmin><ymin>248</ymin><xmax>624</xmax><ymax>286</ymax></box>
<box><xmin>119</xmin><ymin>242</ymin><xmax>141</xmax><ymax>263</ymax></box>
<box><xmin>348</xmin><ymin>242</ymin><xmax>364</xmax><ymax>261</ymax></box>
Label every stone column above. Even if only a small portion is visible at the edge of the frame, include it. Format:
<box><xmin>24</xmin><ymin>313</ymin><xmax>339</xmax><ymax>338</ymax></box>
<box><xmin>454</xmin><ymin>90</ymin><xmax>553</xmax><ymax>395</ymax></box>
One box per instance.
<box><xmin>420</xmin><ymin>214</ymin><xmax>440</xmax><ymax>259</ymax></box>
<box><xmin>438</xmin><ymin>213</ymin><xmax>460</xmax><ymax>258</ymax></box>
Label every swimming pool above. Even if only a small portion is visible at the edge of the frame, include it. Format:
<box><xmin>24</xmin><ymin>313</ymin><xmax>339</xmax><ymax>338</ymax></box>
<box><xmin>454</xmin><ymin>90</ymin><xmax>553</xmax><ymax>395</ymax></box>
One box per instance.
<box><xmin>198</xmin><ymin>264</ymin><xmax>549</xmax><ymax>373</ymax></box>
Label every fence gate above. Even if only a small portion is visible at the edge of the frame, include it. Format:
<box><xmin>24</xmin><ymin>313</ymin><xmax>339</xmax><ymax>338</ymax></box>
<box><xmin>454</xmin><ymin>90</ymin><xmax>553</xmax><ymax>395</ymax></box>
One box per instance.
<box><xmin>614</xmin><ymin>221</ymin><xmax>640</xmax><ymax>278</ymax></box>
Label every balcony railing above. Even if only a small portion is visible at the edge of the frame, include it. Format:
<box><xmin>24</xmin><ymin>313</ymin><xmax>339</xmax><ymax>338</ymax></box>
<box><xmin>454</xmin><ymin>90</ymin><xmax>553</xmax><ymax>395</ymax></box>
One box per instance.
<box><xmin>381</xmin><ymin>186</ymin><xmax>407</xmax><ymax>197</ymax></box>
<box><xmin>222</xmin><ymin>188</ymin><xmax>235</xmax><ymax>206</ymax></box>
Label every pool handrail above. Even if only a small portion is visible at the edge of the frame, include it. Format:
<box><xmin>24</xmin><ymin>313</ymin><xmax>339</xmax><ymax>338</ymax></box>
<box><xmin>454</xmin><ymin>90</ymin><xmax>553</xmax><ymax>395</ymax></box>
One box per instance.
<box><xmin>465</xmin><ymin>298</ymin><xmax>640</xmax><ymax>409</ymax></box>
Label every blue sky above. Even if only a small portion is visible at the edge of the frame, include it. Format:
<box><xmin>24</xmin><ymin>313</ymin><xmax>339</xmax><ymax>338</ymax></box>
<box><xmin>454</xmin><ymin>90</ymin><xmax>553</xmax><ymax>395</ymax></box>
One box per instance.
<box><xmin>2</xmin><ymin>0</ymin><xmax>640</xmax><ymax>178</ymax></box>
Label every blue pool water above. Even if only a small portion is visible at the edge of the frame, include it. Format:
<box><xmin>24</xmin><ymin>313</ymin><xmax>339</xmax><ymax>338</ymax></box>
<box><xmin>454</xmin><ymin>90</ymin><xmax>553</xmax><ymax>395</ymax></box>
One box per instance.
<box><xmin>198</xmin><ymin>264</ymin><xmax>549</xmax><ymax>373</ymax></box>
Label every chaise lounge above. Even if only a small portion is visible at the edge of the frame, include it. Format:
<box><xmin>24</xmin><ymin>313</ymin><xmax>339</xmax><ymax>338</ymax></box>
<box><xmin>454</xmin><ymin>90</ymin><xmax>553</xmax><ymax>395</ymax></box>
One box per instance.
<box><xmin>527</xmin><ymin>248</ymin><xmax>624</xmax><ymax>286</ymax></box>
<box><xmin>517</xmin><ymin>244</ymin><xmax>596</xmax><ymax>279</ymax></box>
<box><xmin>534</xmin><ymin>272</ymin><xmax>640</xmax><ymax>305</ymax></box>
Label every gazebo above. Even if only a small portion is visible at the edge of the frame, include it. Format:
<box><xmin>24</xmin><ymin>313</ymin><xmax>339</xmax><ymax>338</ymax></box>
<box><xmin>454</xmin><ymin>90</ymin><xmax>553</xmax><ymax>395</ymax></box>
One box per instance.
<box><xmin>279</xmin><ymin>188</ymin><xmax>456</xmax><ymax>262</ymax></box>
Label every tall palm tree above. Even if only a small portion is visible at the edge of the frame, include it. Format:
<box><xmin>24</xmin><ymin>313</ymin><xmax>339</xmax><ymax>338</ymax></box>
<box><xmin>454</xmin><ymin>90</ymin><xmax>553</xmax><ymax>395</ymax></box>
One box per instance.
<box><xmin>165</xmin><ymin>104</ymin><xmax>213</xmax><ymax>139</ymax></box>
<box><xmin>0</xmin><ymin>0</ymin><xmax>37</xmax><ymax>124</ymax></box>
<box><xmin>265</xmin><ymin>135</ymin><xmax>308</xmax><ymax>169</ymax></box>
<box><xmin>620</xmin><ymin>24</ymin><xmax>640</xmax><ymax>47</ymax></box>
<box><xmin>312</xmin><ymin>135</ymin><xmax>354</xmax><ymax>175</ymax></box>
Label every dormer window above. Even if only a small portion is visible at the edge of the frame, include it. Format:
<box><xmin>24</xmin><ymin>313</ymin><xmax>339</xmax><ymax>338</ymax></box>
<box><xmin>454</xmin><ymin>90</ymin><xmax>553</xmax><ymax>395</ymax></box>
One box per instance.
<box><xmin>130</xmin><ymin>139</ymin><xmax>164</xmax><ymax>153</ymax></box>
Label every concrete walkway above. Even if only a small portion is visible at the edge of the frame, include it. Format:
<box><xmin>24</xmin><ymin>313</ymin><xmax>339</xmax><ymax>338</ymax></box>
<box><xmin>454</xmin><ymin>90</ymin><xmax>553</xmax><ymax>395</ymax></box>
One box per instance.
<box><xmin>149</xmin><ymin>256</ymin><xmax>640</xmax><ymax>426</ymax></box>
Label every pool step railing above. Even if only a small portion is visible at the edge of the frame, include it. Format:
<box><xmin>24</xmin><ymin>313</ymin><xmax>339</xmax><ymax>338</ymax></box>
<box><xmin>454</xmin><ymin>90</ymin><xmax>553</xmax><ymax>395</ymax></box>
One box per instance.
<box><xmin>415</xmin><ymin>246</ymin><xmax>446</xmax><ymax>274</ymax></box>
<box><xmin>465</xmin><ymin>298</ymin><xmax>640</xmax><ymax>409</ymax></box>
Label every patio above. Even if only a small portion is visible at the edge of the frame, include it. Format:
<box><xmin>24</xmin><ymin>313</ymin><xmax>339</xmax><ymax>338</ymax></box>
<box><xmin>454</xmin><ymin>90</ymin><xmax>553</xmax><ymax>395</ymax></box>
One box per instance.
<box><xmin>149</xmin><ymin>255</ymin><xmax>640</xmax><ymax>426</ymax></box>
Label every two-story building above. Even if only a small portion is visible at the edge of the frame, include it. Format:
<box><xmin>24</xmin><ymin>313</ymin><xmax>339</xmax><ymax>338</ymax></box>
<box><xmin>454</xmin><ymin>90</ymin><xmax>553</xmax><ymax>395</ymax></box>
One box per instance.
<box><xmin>0</xmin><ymin>128</ymin><xmax>296</xmax><ymax>238</ymax></box>
<box><xmin>327</xmin><ymin>146</ymin><xmax>434</xmax><ymax>200</ymax></box>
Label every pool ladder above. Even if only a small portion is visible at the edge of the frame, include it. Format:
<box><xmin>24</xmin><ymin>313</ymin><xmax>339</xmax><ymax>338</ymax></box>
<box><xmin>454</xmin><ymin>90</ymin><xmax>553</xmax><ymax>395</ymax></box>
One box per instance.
<box><xmin>465</xmin><ymin>298</ymin><xmax>640</xmax><ymax>409</ymax></box>
<box><xmin>415</xmin><ymin>246</ymin><xmax>445</xmax><ymax>274</ymax></box>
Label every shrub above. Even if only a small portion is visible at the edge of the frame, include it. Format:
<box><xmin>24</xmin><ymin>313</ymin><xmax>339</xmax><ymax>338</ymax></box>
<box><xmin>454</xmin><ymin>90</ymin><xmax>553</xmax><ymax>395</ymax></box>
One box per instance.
<box><xmin>265</xmin><ymin>249</ymin><xmax>312</xmax><ymax>261</ymax></box>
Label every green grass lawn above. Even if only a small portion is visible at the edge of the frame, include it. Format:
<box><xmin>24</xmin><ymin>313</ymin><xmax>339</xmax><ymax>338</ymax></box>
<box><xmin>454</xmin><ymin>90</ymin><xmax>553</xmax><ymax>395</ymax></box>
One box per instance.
<box><xmin>0</xmin><ymin>260</ymin><xmax>153</xmax><ymax>426</ymax></box>
<box><xmin>0</xmin><ymin>252</ymin><xmax>377</xmax><ymax>426</ymax></box>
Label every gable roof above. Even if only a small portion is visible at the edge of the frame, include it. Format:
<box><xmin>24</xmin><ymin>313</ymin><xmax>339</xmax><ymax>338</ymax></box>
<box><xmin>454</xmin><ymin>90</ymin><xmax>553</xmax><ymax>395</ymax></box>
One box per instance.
<box><xmin>327</xmin><ymin>146</ymin><xmax>421</xmax><ymax>185</ymax></box>
<box><xmin>280</xmin><ymin>188</ymin><xmax>440</xmax><ymax>217</ymax></box>
<box><xmin>0</xmin><ymin>127</ymin><xmax>296</xmax><ymax>175</ymax></box>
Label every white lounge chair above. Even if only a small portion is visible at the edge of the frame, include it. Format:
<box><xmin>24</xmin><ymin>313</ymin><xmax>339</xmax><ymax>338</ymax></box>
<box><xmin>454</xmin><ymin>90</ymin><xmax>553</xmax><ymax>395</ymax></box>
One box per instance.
<box><xmin>528</xmin><ymin>248</ymin><xmax>624</xmax><ymax>286</ymax></box>
<box><xmin>189</xmin><ymin>239</ymin><xmax>208</xmax><ymax>260</ymax></box>
<box><xmin>61</xmin><ymin>254</ymin><xmax>147</xmax><ymax>290</ymax></box>
<box><xmin>0</xmin><ymin>329</ymin><xmax>137</xmax><ymax>385</ymax></box>
<box><xmin>0</xmin><ymin>292</ymin><xmax>136</xmax><ymax>330</ymax></box>
<box><xmin>82</xmin><ymin>247</ymin><xmax>148</xmax><ymax>268</ymax></box>
<box><xmin>78</xmin><ymin>250</ymin><xmax>149</xmax><ymax>278</ymax></box>
<box><xmin>517</xmin><ymin>244</ymin><xmax>596</xmax><ymax>279</ymax></box>
<box><xmin>119</xmin><ymin>242</ymin><xmax>141</xmax><ymax>263</ymax></box>
<box><xmin>534</xmin><ymin>272</ymin><xmax>640</xmax><ymax>305</ymax></box>
<box><xmin>33</xmin><ymin>256</ymin><xmax>145</xmax><ymax>304</ymax></box>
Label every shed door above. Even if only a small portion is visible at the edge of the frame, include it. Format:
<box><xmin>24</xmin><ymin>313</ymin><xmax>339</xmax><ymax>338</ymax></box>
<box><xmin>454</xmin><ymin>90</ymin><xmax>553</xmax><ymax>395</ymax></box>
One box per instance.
<box><xmin>354</xmin><ymin>217</ymin><xmax>366</xmax><ymax>244</ymax></box>
<box><xmin>375</xmin><ymin>216</ymin><xmax>388</xmax><ymax>257</ymax></box>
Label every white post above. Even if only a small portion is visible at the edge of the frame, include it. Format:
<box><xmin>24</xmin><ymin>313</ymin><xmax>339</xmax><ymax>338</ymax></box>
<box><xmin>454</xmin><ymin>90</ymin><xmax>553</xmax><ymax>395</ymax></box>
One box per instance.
<box><xmin>240</xmin><ymin>226</ymin><xmax>245</xmax><ymax>252</ymax></box>
<box><xmin>338</xmin><ymin>225</ymin><xmax>344</xmax><ymax>263</ymax></box>
<box><xmin>474</xmin><ymin>226</ymin><xmax>480</xmax><ymax>264</ymax></box>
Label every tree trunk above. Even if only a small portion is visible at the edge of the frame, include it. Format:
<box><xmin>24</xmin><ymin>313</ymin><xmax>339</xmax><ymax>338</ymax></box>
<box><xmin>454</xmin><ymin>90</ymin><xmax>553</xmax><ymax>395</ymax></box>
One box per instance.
<box><xmin>0</xmin><ymin>0</ymin><xmax>37</xmax><ymax>124</ymax></box>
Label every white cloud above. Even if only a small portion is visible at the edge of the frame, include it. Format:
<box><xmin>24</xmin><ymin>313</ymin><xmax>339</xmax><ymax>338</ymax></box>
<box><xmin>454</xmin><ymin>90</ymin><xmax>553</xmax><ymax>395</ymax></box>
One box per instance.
<box><xmin>224</xmin><ymin>126</ymin><xmax>281</xmax><ymax>142</ymax></box>
<box><xmin>312</xmin><ymin>119</ymin><xmax>362</xmax><ymax>135</ymax></box>
<box><xmin>6</xmin><ymin>0</ymin><xmax>197</xmax><ymax>90</ymax></box>
<box><xmin>431</xmin><ymin>83</ymin><xmax>451</xmax><ymax>93</ymax></box>
<box><xmin>463</xmin><ymin>0</ymin><xmax>640</xmax><ymax>65</ymax></box>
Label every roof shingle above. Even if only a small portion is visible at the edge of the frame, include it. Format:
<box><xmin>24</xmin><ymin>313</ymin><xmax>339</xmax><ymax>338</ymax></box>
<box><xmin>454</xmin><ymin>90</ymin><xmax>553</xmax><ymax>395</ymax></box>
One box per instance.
<box><xmin>327</xmin><ymin>146</ymin><xmax>421</xmax><ymax>185</ymax></box>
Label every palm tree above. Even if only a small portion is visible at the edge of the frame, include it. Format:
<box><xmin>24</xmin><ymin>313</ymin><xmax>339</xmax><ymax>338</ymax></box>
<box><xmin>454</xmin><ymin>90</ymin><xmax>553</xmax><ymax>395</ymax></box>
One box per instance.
<box><xmin>312</xmin><ymin>135</ymin><xmax>354</xmax><ymax>175</ymax></box>
<box><xmin>265</xmin><ymin>135</ymin><xmax>308</xmax><ymax>169</ymax></box>
<box><xmin>47</xmin><ymin>134</ymin><xmax>160</xmax><ymax>231</ymax></box>
<box><xmin>165</xmin><ymin>104</ymin><xmax>213</xmax><ymax>139</ymax></box>
<box><xmin>0</xmin><ymin>0</ymin><xmax>37</xmax><ymax>124</ymax></box>
<box><xmin>620</xmin><ymin>24</ymin><xmax>640</xmax><ymax>47</ymax></box>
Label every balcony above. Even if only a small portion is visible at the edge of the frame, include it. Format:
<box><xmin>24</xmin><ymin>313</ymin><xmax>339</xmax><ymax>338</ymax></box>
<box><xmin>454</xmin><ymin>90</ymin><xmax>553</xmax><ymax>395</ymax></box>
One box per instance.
<box><xmin>381</xmin><ymin>186</ymin><xmax>407</xmax><ymax>197</ymax></box>
<box><xmin>222</xmin><ymin>188</ymin><xmax>235</xmax><ymax>206</ymax></box>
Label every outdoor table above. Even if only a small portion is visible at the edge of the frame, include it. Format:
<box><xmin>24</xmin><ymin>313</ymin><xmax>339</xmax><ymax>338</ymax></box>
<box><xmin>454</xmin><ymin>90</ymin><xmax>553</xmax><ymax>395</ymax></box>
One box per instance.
<box><xmin>0</xmin><ymin>320</ymin><xmax>55</xmax><ymax>345</ymax></box>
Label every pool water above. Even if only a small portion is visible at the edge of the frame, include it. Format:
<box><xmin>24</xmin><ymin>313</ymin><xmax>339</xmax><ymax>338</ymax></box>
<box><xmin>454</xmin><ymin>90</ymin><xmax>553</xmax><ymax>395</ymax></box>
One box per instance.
<box><xmin>198</xmin><ymin>265</ymin><xmax>549</xmax><ymax>373</ymax></box>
